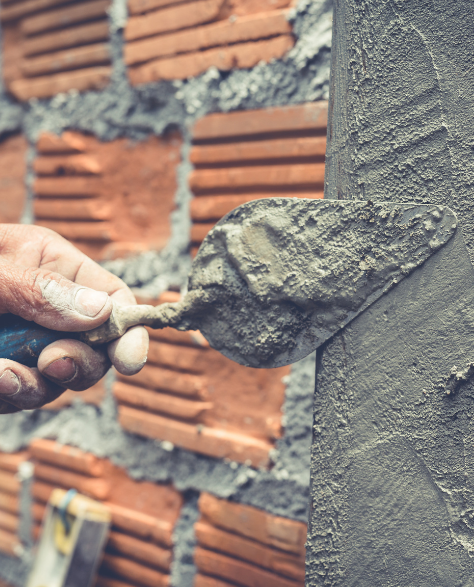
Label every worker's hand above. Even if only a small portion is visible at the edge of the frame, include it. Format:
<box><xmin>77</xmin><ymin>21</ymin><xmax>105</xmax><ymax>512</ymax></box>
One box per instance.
<box><xmin>0</xmin><ymin>224</ymin><xmax>149</xmax><ymax>413</ymax></box>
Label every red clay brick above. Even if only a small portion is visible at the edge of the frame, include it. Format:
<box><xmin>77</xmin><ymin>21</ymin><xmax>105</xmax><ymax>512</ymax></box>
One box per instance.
<box><xmin>34</xmin><ymin>176</ymin><xmax>101</xmax><ymax>196</ymax></box>
<box><xmin>147</xmin><ymin>340</ymin><xmax>208</xmax><ymax>373</ymax></box>
<box><xmin>0</xmin><ymin>135</ymin><xmax>27</xmax><ymax>224</ymax></box>
<box><xmin>194</xmin><ymin>547</ymin><xmax>301</xmax><ymax>587</ymax></box>
<box><xmin>117</xmin><ymin>365</ymin><xmax>208</xmax><ymax>399</ymax></box>
<box><xmin>193</xmin><ymin>101</ymin><xmax>328</xmax><ymax>140</ymax></box>
<box><xmin>0</xmin><ymin>528</ymin><xmax>20</xmax><ymax>558</ymax></box>
<box><xmin>190</xmin><ymin>136</ymin><xmax>326</xmax><ymax>165</ymax></box>
<box><xmin>128</xmin><ymin>0</ymin><xmax>189</xmax><ymax>15</ymax></box>
<box><xmin>21</xmin><ymin>0</ymin><xmax>110</xmax><ymax>36</ymax></box>
<box><xmin>10</xmin><ymin>65</ymin><xmax>111</xmax><ymax>100</ymax></box>
<box><xmin>105</xmin><ymin>502</ymin><xmax>174</xmax><ymax>548</ymax></box>
<box><xmin>34</xmin><ymin>154</ymin><xmax>101</xmax><ymax>176</ymax></box>
<box><xmin>0</xmin><ymin>510</ymin><xmax>18</xmax><ymax>534</ymax></box>
<box><xmin>34</xmin><ymin>199</ymin><xmax>111</xmax><ymax>221</ymax></box>
<box><xmin>0</xmin><ymin>452</ymin><xmax>27</xmax><ymax>474</ymax></box>
<box><xmin>0</xmin><ymin>472</ymin><xmax>20</xmax><ymax>496</ymax></box>
<box><xmin>125</xmin><ymin>0</ymin><xmax>223</xmax><ymax>42</ymax></box>
<box><xmin>194</xmin><ymin>575</ymin><xmax>234</xmax><ymax>587</ymax></box>
<box><xmin>30</xmin><ymin>439</ymin><xmax>105</xmax><ymax>477</ymax></box>
<box><xmin>35</xmin><ymin>220</ymin><xmax>115</xmax><ymax>242</ymax></box>
<box><xmin>190</xmin><ymin>193</ymin><xmax>324</xmax><ymax>222</ymax></box>
<box><xmin>32</xmin><ymin>481</ymin><xmax>55</xmax><ymax>504</ymax></box>
<box><xmin>107</xmin><ymin>530</ymin><xmax>172</xmax><ymax>572</ymax></box>
<box><xmin>23</xmin><ymin>20</ymin><xmax>110</xmax><ymax>56</ymax></box>
<box><xmin>119</xmin><ymin>405</ymin><xmax>272</xmax><ymax>467</ymax></box>
<box><xmin>199</xmin><ymin>494</ymin><xmax>306</xmax><ymax>554</ymax></box>
<box><xmin>96</xmin><ymin>576</ymin><xmax>136</xmax><ymax>587</ymax></box>
<box><xmin>147</xmin><ymin>327</ymin><xmax>209</xmax><ymax>348</ymax></box>
<box><xmin>33</xmin><ymin>463</ymin><xmax>111</xmax><ymax>500</ymax></box>
<box><xmin>42</xmin><ymin>379</ymin><xmax>106</xmax><ymax>410</ymax></box>
<box><xmin>129</xmin><ymin>35</ymin><xmax>293</xmax><ymax>84</ymax></box>
<box><xmin>114</xmin><ymin>381</ymin><xmax>213</xmax><ymax>420</ymax></box>
<box><xmin>195</xmin><ymin>521</ymin><xmax>305</xmax><ymax>580</ymax></box>
<box><xmin>37</xmin><ymin>131</ymin><xmax>86</xmax><ymax>154</ymax></box>
<box><xmin>222</xmin><ymin>0</ymin><xmax>293</xmax><ymax>16</ymax></box>
<box><xmin>0</xmin><ymin>493</ymin><xmax>19</xmax><ymax>515</ymax></box>
<box><xmin>190</xmin><ymin>163</ymin><xmax>325</xmax><ymax>192</ymax></box>
<box><xmin>125</xmin><ymin>10</ymin><xmax>291</xmax><ymax>65</ymax></box>
<box><xmin>22</xmin><ymin>42</ymin><xmax>110</xmax><ymax>77</ymax></box>
<box><xmin>101</xmin><ymin>553</ymin><xmax>170</xmax><ymax>587</ymax></box>
<box><xmin>1</xmin><ymin>0</ymin><xmax>76</xmax><ymax>22</ymax></box>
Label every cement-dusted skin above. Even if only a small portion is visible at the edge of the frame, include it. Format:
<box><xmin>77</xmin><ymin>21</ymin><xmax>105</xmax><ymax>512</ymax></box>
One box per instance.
<box><xmin>308</xmin><ymin>228</ymin><xmax>474</xmax><ymax>586</ymax></box>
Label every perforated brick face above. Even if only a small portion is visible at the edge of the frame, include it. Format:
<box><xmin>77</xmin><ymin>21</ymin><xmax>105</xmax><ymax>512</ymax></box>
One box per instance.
<box><xmin>0</xmin><ymin>135</ymin><xmax>27</xmax><ymax>224</ymax></box>
<box><xmin>33</xmin><ymin>131</ymin><xmax>182</xmax><ymax>260</ymax></box>
<box><xmin>125</xmin><ymin>0</ymin><xmax>297</xmax><ymax>85</ymax></box>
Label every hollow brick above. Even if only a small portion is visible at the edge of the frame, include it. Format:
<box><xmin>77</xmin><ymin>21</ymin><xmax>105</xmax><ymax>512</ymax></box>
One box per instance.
<box><xmin>117</xmin><ymin>364</ymin><xmax>208</xmax><ymax>400</ymax></box>
<box><xmin>125</xmin><ymin>10</ymin><xmax>291</xmax><ymax>65</ymax></box>
<box><xmin>35</xmin><ymin>220</ymin><xmax>115</xmax><ymax>242</ymax></box>
<box><xmin>30</xmin><ymin>439</ymin><xmax>105</xmax><ymax>477</ymax></box>
<box><xmin>0</xmin><ymin>528</ymin><xmax>21</xmax><ymax>558</ymax></box>
<box><xmin>191</xmin><ymin>222</ymin><xmax>215</xmax><ymax>243</ymax></box>
<box><xmin>31</xmin><ymin>481</ymin><xmax>55</xmax><ymax>504</ymax></box>
<box><xmin>147</xmin><ymin>327</ymin><xmax>209</xmax><ymax>348</ymax></box>
<box><xmin>129</xmin><ymin>34</ymin><xmax>293</xmax><ymax>84</ymax></box>
<box><xmin>105</xmin><ymin>502</ymin><xmax>174</xmax><ymax>548</ymax></box>
<box><xmin>113</xmin><ymin>381</ymin><xmax>213</xmax><ymax>420</ymax></box>
<box><xmin>125</xmin><ymin>0</ymin><xmax>223</xmax><ymax>42</ymax></box>
<box><xmin>95</xmin><ymin>576</ymin><xmax>136</xmax><ymax>587</ymax></box>
<box><xmin>0</xmin><ymin>510</ymin><xmax>18</xmax><ymax>534</ymax></box>
<box><xmin>194</xmin><ymin>547</ymin><xmax>302</xmax><ymax>587</ymax></box>
<box><xmin>198</xmin><ymin>494</ymin><xmax>306</xmax><ymax>554</ymax></box>
<box><xmin>194</xmin><ymin>575</ymin><xmax>235</xmax><ymax>587</ymax></box>
<box><xmin>0</xmin><ymin>471</ymin><xmax>20</xmax><ymax>496</ymax></box>
<box><xmin>118</xmin><ymin>405</ymin><xmax>272</xmax><ymax>467</ymax></box>
<box><xmin>34</xmin><ymin>154</ymin><xmax>102</xmax><ymax>176</ymax></box>
<box><xmin>34</xmin><ymin>200</ymin><xmax>111</xmax><ymax>221</ymax></box>
<box><xmin>0</xmin><ymin>0</ymin><xmax>75</xmax><ymax>22</ymax></box>
<box><xmin>10</xmin><ymin>65</ymin><xmax>112</xmax><ymax>100</ymax></box>
<box><xmin>21</xmin><ymin>0</ymin><xmax>110</xmax><ymax>36</ymax></box>
<box><xmin>190</xmin><ymin>136</ymin><xmax>327</xmax><ymax>165</ymax></box>
<box><xmin>0</xmin><ymin>452</ymin><xmax>27</xmax><ymax>474</ymax></box>
<box><xmin>147</xmin><ymin>340</ymin><xmax>208</xmax><ymax>373</ymax></box>
<box><xmin>107</xmin><ymin>530</ymin><xmax>172</xmax><ymax>572</ymax></box>
<box><xmin>190</xmin><ymin>193</ymin><xmax>324</xmax><ymax>222</ymax></box>
<box><xmin>0</xmin><ymin>492</ymin><xmax>19</xmax><ymax>515</ymax></box>
<box><xmin>101</xmin><ymin>553</ymin><xmax>170</xmax><ymax>587</ymax></box>
<box><xmin>128</xmin><ymin>0</ymin><xmax>194</xmax><ymax>15</ymax></box>
<box><xmin>23</xmin><ymin>20</ymin><xmax>110</xmax><ymax>57</ymax></box>
<box><xmin>0</xmin><ymin>135</ymin><xmax>28</xmax><ymax>224</ymax></box>
<box><xmin>21</xmin><ymin>43</ymin><xmax>110</xmax><ymax>77</ymax></box>
<box><xmin>33</xmin><ymin>463</ymin><xmax>111</xmax><ymax>500</ymax></box>
<box><xmin>195</xmin><ymin>522</ymin><xmax>305</xmax><ymax>580</ymax></box>
<box><xmin>193</xmin><ymin>101</ymin><xmax>328</xmax><ymax>140</ymax></box>
<box><xmin>37</xmin><ymin>131</ymin><xmax>87</xmax><ymax>154</ymax></box>
<box><xmin>34</xmin><ymin>176</ymin><xmax>101</xmax><ymax>197</ymax></box>
<box><xmin>189</xmin><ymin>163</ymin><xmax>326</xmax><ymax>192</ymax></box>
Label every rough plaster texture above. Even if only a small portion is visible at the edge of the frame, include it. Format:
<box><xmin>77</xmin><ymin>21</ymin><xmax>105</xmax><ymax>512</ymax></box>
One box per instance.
<box><xmin>0</xmin><ymin>0</ymin><xmax>333</xmax><ymax>582</ymax></box>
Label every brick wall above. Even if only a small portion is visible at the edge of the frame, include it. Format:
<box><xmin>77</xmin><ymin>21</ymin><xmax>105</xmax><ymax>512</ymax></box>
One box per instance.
<box><xmin>194</xmin><ymin>493</ymin><xmax>306</xmax><ymax>587</ymax></box>
<box><xmin>0</xmin><ymin>452</ymin><xmax>28</xmax><ymax>559</ymax></box>
<box><xmin>30</xmin><ymin>439</ymin><xmax>182</xmax><ymax>587</ymax></box>
<box><xmin>115</xmin><ymin>292</ymin><xmax>290</xmax><ymax>468</ymax></box>
<box><xmin>189</xmin><ymin>102</ymin><xmax>327</xmax><ymax>255</ymax></box>
<box><xmin>1</xmin><ymin>0</ymin><xmax>112</xmax><ymax>101</ymax></box>
<box><xmin>0</xmin><ymin>135</ymin><xmax>27</xmax><ymax>224</ymax></box>
<box><xmin>33</xmin><ymin>130</ymin><xmax>182</xmax><ymax>260</ymax></box>
<box><xmin>125</xmin><ymin>0</ymin><xmax>297</xmax><ymax>85</ymax></box>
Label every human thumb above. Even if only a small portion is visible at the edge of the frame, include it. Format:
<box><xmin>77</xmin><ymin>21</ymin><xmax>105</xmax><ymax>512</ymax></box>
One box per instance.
<box><xmin>0</xmin><ymin>260</ymin><xmax>112</xmax><ymax>332</ymax></box>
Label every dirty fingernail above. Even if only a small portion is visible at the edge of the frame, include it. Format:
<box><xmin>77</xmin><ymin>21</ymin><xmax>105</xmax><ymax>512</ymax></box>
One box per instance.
<box><xmin>0</xmin><ymin>370</ymin><xmax>20</xmax><ymax>396</ymax></box>
<box><xmin>75</xmin><ymin>288</ymin><xmax>109</xmax><ymax>318</ymax></box>
<box><xmin>43</xmin><ymin>357</ymin><xmax>77</xmax><ymax>382</ymax></box>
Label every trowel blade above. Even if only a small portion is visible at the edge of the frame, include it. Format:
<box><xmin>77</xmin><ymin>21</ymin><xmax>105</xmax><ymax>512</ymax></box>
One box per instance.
<box><xmin>182</xmin><ymin>198</ymin><xmax>457</xmax><ymax>368</ymax></box>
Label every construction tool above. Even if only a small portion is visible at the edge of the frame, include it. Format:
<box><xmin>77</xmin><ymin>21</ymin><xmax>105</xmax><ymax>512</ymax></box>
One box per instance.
<box><xmin>0</xmin><ymin>198</ymin><xmax>458</xmax><ymax>368</ymax></box>
<box><xmin>27</xmin><ymin>488</ymin><xmax>111</xmax><ymax>587</ymax></box>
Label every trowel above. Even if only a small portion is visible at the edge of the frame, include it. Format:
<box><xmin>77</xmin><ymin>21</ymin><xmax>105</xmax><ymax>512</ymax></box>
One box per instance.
<box><xmin>0</xmin><ymin>198</ymin><xmax>461</xmax><ymax>369</ymax></box>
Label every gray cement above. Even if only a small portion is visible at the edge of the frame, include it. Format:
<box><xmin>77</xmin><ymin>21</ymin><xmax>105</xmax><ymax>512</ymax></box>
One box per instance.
<box><xmin>0</xmin><ymin>0</ymin><xmax>334</xmax><ymax>583</ymax></box>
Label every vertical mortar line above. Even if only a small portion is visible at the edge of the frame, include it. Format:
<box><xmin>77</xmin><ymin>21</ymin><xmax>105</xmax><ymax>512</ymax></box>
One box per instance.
<box><xmin>20</xmin><ymin>144</ymin><xmax>36</xmax><ymax>226</ymax></box>
<box><xmin>170</xmin><ymin>492</ymin><xmax>200</xmax><ymax>587</ymax></box>
<box><xmin>108</xmin><ymin>0</ymin><xmax>128</xmax><ymax>82</ymax></box>
<box><xmin>17</xmin><ymin>460</ymin><xmax>34</xmax><ymax>552</ymax></box>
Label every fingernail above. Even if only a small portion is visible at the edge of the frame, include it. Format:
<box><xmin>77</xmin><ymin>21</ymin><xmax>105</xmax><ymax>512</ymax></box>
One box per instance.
<box><xmin>43</xmin><ymin>358</ymin><xmax>77</xmax><ymax>383</ymax></box>
<box><xmin>75</xmin><ymin>288</ymin><xmax>109</xmax><ymax>318</ymax></box>
<box><xmin>0</xmin><ymin>370</ymin><xmax>20</xmax><ymax>396</ymax></box>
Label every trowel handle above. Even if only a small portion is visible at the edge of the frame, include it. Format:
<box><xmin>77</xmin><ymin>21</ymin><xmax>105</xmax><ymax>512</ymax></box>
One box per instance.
<box><xmin>0</xmin><ymin>314</ymin><xmax>80</xmax><ymax>368</ymax></box>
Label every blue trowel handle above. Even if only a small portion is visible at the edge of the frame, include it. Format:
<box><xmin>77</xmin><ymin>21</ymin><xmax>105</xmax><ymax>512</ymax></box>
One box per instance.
<box><xmin>0</xmin><ymin>314</ymin><xmax>80</xmax><ymax>368</ymax></box>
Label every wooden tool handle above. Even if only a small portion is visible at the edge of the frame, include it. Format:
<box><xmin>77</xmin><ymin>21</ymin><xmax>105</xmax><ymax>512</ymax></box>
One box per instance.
<box><xmin>0</xmin><ymin>314</ymin><xmax>80</xmax><ymax>367</ymax></box>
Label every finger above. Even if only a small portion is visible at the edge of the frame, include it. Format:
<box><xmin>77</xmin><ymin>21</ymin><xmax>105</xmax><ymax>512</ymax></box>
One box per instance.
<box><xmin>38</xmin><ymin>339</ymin><xmax>110</xmax><ymax>391</ymax></box>
<box><xmin>0</xmin><ymin>359</ymin><xmax>65</xmax><ymax>410</ymax></box>
<box><xmin>108</xmin><ymin>325</ymin><xmax>149</xmax><ymax>376</ymax></box>
<box><xmin>0</xmin><ymin>259</ymin><xmax>113</xmax><ymax>332</ymax></box>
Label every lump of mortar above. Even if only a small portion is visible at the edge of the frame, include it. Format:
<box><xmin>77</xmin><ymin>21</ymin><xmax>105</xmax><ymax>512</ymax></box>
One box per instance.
<box><xmin>85</xmin><ymin>199</ymin><xmax>457</xmax><ymax>368</ymax></box>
